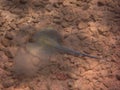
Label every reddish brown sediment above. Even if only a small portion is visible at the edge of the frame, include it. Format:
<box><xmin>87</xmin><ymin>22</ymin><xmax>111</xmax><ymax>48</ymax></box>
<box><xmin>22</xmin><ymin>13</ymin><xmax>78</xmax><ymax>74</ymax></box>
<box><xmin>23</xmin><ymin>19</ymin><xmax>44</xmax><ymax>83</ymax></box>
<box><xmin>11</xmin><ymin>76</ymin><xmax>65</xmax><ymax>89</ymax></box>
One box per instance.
<box><xmin>0</xmin><ymin>0</ymin><xmax>120</xmax><ymax>90</ymax></box>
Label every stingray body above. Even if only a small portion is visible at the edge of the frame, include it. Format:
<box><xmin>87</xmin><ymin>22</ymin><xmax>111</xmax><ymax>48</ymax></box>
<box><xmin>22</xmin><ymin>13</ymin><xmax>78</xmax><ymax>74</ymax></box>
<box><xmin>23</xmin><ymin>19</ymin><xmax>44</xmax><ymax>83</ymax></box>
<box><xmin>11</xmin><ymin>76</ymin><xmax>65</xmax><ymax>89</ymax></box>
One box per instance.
<box><xmin>33</xmin><ymin>29</ymin><xmax>99</xmax><ymax>59</ymax></box>
<box><xmin>13</xmin><ymin>29</ymin><xmax>99</xmax><ymax>76</ymax></box>
<box><xmin>13</xmin><ymin>43</ymin><xmax>51</xmax><ymax>76</ymax></box>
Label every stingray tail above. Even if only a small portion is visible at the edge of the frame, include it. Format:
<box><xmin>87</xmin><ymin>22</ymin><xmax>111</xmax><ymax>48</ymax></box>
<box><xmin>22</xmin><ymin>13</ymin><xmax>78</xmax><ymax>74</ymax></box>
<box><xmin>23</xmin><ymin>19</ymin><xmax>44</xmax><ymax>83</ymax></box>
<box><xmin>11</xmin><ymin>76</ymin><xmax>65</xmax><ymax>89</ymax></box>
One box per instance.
<box><xmin>55</xmin><ymin>45</ymin><xmax>99</xmax><ymax>59</ymax></box>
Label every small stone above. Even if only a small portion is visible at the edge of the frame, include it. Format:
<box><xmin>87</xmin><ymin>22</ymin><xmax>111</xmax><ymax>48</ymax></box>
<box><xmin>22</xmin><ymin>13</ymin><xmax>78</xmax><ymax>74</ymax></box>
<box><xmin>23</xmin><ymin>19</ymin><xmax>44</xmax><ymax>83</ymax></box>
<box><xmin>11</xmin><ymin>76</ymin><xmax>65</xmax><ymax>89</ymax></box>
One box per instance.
<box><xmin>68</xmin><ymin>73</ymin><xmax>79</xmax><ymax>80</ymax></box>
<box><xmin>67</xmin><ymin>81</ymin><xmax>74</xmax><ymax>88</ymax></box>
<box><xmin>64</xmin><ymin>14</ymin><xmax>75</xmax><ymax>22</ymax></box>
<box><xmin>63</xmin><ymin>1</ymin><xmax>70</xmax><ymax>6</ymax></box>
<box><xmin>5</xmin><ymin>32</ymin><xmax>14</xmax><ymax>40</ymax></box>
<box><xmin>55</xmin><ymin>72</ymin><xmax>68</xmax><ymax>80</ymax></box>
<box><xmin>45</xmin><ymin>5</ymin><xmax>53</xmax><ymax>12</ymax></box>
<box><xmin>50</xmin><ymin>80</ymin><xmax>66</xmax><ymax>90</ymax></box>
<box><xmin>97</xmin><ymin>1</ymin><xmax>104</xmax><ymax>7</ymax></box>
<box><xmin>78</xmin><ymin>22</ymin><xmax>88</xmax><ymax>30</ymax></box>
<box><xmin>19</xmin><ymin>0</ymin><xmax>27</xmax><ymax>4</ymax></box>
<box><xmin>53</xmin><ymin>2</ymin><xmax>62</xmax><ymax>8</ymax></box>
<box><xmin>116</xmin><ymin>74</ymin><xmax>120</xmax><ymax>81</ymax></box>
<box><xmin>53</xmin><ymin>19</ymin><xmax>61</xmax><ymax>24</ymax></box>
<box><xmin>3</xmin><ymin>47</ymin><xmax>17</xmax><ymax>58</ymax></box>
<box><xmin>61</xmin><ymin>21</ymin><xmax>69</xmax><ymax>28</ymax></box>
<box><xmin>82</xmin><ymin>3</ymin><xmax>90</xmax><ymax>10</ymax></box>
<box><xmin>2</xmin><ymin>78</ymin><xmax>14</xmax><ymax>88</ymax></box>
<box><xmin>1</xmin><ymin>39</ymin><xmax>10</xmax><ymax>47</ymax></box>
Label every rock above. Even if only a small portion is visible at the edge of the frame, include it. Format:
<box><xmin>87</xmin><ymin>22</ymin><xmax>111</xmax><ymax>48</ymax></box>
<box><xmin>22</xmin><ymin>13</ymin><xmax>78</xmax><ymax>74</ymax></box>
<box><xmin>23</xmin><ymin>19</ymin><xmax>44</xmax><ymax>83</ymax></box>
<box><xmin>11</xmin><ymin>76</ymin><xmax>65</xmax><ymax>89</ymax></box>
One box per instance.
<box><xmin>2</xmin><ymin>78</ymin><xmax>14</xmax><ymax>88</ymax></box>
<box><xmin>116</xmin><ymin>74</ymin><xmax>120</xmax><ymax>81</ymax></box>
<box><xmin>78</xmin><ymin>22</ymin><xmax>88</xmax><ymax>30</ymax></box>
<box><xmin>5</xmin><ymin>31</ymin><xmax>14</xmax><ymax>40</ymax></box>
<box><xmin>1</xmin><ymin>39</ymin><xmax>10</xmax><ymax>47</ymax></box>
<box><xmin>87</xmin><ymin>60</ymin><xmax>99</xmax><ymax>69</ymax></box>
<box><xmin>19</xmin><ymin>0</ymin><xmax>28</xmax><ymax>4</ymax></box>
<box><xmin>68</xmin><ymin>72</ymin><xmax>79</xmax><ymax>80</ymax></box>
<box><xmin>50</xmin><ymin>80</ymin><xmax>66</xmax><ymax>90</ymax></box>
<box><xmin>45</xmin><ymin>4</ymin><xmax>53</xmax><ymax>12</ymax></box>
<box><xmin>53</xmin><ymin>2</ymin><xmax>62</xmax><ymax>8</ymax></box>
<box><xmin>97</xmin><ymin>1</ymin><xmax>105</xmax><ymax>7</ymax></box>
<box><xmin>3</xmin><ymin>47</ymin><xmax>17</xmax><ymax>58</ymax></box>
<box><xmin>54</xmin><ymin>72</ymin><xmax>68</xmax><ymax>80</ymax></box>
<box><xmin>1</xmin><ymin>11</ymin><xmax>17</xmax><ymax>22</ymax></box>
<box><xmin>53</xmin><ymin>16</ymin><xmax>62</xmax><ymax>24</ymax></box>
<box><xmin>67</xmin><ymin>80</ymin><xmax>78</xmax><ymax>90</ymax></box>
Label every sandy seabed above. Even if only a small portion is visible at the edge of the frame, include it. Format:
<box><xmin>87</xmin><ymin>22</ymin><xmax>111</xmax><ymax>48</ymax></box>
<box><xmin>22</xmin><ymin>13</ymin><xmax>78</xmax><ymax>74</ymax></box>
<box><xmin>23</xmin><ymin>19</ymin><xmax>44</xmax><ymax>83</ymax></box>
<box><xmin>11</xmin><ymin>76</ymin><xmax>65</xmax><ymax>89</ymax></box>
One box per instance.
<box><xmin>0</xmin><ymin>0</ymin><xmax>120</xmax><ymax>90</ymax></box>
